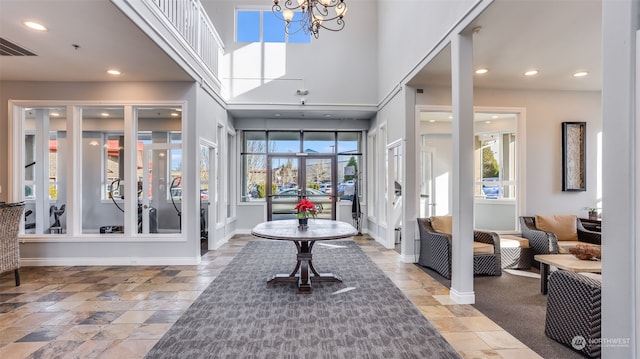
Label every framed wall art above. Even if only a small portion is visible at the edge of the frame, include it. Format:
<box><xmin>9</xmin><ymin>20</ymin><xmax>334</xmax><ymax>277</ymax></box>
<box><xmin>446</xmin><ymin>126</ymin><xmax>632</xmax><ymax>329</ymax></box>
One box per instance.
<box><xmin>562</xmin><ymin>121</ymin><xmax>586</xmax><ymax>191</ymax></box>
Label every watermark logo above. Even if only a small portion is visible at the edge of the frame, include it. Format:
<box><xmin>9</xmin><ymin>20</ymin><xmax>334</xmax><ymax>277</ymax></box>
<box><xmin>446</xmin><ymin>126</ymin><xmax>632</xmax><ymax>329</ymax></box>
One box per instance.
<box><xmin>572</xmin><ymin>335</ymin><xmax>631</xmax><ymax>349</ymax></box>
<box><xmin>572</xmin><ymin>335</ymin><xmax>587</xmax><ymax>350</ymax></box>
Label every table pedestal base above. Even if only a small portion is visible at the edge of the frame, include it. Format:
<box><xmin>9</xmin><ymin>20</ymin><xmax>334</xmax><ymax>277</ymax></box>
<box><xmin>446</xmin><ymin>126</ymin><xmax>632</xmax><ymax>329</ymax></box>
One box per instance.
<box><xmin>267</xmin><ymin>240</ymin><xmax>342</xmax><ymax>293</ymax></box>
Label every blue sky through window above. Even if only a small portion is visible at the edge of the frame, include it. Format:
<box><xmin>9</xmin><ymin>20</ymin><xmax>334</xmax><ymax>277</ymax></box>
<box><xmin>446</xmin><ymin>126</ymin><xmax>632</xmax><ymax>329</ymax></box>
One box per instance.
<box><xmin>236</xmin><ymin>9</ymin><xmax>310</xmax><ymax>43</ymax></box>
<box><xmin>237</xmin><ymin>11</ymin><xmax>260</xmax><ymax>42</ymax></box>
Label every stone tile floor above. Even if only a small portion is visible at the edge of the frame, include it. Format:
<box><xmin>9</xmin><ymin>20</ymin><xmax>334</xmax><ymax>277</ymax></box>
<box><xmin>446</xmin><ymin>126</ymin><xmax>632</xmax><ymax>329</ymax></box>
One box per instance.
<box><xmin>0</xmin><ymin>234</ymin><xmax>542</xmax><ymax>358</ymax></box>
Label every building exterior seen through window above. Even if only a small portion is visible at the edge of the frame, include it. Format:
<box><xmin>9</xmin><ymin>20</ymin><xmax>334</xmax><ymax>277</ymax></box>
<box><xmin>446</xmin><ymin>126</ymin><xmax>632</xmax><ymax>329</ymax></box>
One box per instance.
<box><xmin>241</xmin><ymin>131</ymin><xmax>362</xmax><ymax>204</ymax></box>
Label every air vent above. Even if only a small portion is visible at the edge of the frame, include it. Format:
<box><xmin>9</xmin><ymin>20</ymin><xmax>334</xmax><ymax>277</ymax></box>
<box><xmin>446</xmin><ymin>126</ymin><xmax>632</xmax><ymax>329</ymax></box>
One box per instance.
<box><xmin>0</xmin><ymin>37</ymin><xmax>36</xmax><ymax>56</ymax></box>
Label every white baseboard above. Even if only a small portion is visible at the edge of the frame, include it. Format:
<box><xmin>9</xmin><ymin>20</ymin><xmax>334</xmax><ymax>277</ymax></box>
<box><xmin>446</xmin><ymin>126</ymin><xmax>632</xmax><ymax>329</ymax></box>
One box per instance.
<box><xmin>20</xmin><ymin>256</ymin><xmax>201</xmax><ymax>267</ymax></box>
<box><xmin>449</xmin><ymin>288</ymin><xmax>476</xmax><ymax>304</ymax></box>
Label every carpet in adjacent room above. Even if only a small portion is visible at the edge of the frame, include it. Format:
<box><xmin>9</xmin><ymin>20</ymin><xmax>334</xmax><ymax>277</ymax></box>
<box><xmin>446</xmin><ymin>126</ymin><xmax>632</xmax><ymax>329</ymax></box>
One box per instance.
<box><xmin>417</xmin><ymin>265</ymin><xmax>585</xmax><ymax>359</ymax></box>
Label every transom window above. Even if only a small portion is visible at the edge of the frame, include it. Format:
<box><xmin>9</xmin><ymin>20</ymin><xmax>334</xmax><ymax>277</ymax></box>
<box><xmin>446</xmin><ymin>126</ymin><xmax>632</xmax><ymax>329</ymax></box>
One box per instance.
<box><xmin>236</xmin><ymin>9</ymin><xmax>311</xmax><ymax>43</ymax></box>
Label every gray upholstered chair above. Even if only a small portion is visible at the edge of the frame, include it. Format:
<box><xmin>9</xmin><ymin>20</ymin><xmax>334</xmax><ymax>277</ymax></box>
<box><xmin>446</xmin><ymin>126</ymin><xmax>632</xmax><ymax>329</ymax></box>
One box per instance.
<box><xmin>545</xmin><ymin>270</ymin><xmax>601</xmax><ymax>358</ymax></box>
<box><xmin>417</xmin><ymin>217</ymin><xmax>501</xmax><ymax>279</ymax></box>
<box><xmin>0</xmin><ymin>202</ymin><xmax>25</xmax><ymax>286</ymax></box>
<box><xmin>520</xmin><ymin>215</ymin><xmax>601</xmax><ymax>265</ymax></box>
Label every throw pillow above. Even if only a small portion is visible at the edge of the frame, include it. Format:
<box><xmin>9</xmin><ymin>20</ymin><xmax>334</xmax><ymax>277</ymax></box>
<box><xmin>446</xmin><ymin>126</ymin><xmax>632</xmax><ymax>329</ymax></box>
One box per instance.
<box><xmin>430</xmin><ymin>215</ymin><xmax>452</xmax><ymax>235</ymax></box>
<box><xmin>535</xmin><ymin>214</ymin><xmax>578</xmax><ymax>241</ymax></box>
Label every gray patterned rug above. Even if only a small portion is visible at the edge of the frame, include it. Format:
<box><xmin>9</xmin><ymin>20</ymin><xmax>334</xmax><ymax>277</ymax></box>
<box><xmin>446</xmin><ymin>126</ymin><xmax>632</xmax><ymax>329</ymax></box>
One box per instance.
<box><xmin>145</xmin><ymin>240</ymin><xmax>461</xmax><ymax>358</ymax></box>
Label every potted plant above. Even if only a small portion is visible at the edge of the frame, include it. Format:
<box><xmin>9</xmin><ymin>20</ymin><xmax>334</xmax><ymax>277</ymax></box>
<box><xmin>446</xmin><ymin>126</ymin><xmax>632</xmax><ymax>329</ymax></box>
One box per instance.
<box><xmin>295</xmin><ymin>198</ymin><xmax>317</xmax><ymax>230</ymax></box>
<box><xmin>584</xmin><ymin>206</ymin><xmax>601</xmax><ymax>221</ymax></box>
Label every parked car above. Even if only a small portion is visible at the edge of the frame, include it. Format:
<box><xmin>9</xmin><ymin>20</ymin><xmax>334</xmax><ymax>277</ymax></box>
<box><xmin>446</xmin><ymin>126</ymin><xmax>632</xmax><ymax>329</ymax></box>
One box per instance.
<box><xmin>272</xmin><ymin>188</ymin><xmax>333</xmax><ymax>213</ymax></box>
<box><xmin>319</xmin><ymin>183</ymin><xmax>332</xmax><ymax>194</ymax></box>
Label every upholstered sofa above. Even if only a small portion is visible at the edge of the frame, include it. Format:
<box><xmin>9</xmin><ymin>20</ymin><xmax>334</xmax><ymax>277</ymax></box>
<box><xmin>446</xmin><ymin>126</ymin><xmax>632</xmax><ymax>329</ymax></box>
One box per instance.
<box><xmin>0</xmin><ymin>202</ymin><xmax>24</xmax><ymax>286</ymax></box>
<box><xmin>520</xmin><ymin>215</ymin><xmax>601</xmax><ymax>266</ymax></box>
<box><xmin>545</xmin><ymin>270</ymin><xmax>601</xmax><ymax>358</ymax></box>
<box><xmin>417</xmin><ymin>216</ymin><xmax>501</xmax><ymax>279</ymax></box>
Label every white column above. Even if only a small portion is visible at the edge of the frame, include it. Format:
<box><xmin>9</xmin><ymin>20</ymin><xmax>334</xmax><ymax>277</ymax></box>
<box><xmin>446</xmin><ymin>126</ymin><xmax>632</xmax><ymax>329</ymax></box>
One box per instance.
<box><xmin>602</xmin><ymin>1</ymin><xmax>638</xmax><ymax>357</ymax></box>
<box><xmin>449</xmin><ymin>32</ymin><xmax>475</xmax><ymax>304</ymax></box>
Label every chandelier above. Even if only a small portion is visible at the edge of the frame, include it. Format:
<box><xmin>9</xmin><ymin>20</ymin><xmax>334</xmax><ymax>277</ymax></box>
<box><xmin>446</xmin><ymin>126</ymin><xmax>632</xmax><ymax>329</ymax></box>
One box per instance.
<box><xmin>272</xmin><ymin>0</ymin><xmax>348</xmax><ymax>39</ymax></box>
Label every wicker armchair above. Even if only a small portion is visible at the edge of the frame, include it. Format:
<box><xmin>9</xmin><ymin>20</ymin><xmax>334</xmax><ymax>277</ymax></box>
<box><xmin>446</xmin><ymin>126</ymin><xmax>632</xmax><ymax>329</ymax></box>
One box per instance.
<box><xmin>520</xmin><ymin>216</ymin><xmax>601</xmax><ymax>260</ymax></box>
<box><xmin>0</xmin><ymin>202</ymin><xmax>24</xmax><ymax>286</ymax></box>
<box><xmin>417</xmin><ymin>218</ymin><xmax>501</xmax><ymax>279</ymax></box>
<box><xmin>545</xmin><ymin>270</ymin><xmax>601</xmax><ymax>358</ymax></box>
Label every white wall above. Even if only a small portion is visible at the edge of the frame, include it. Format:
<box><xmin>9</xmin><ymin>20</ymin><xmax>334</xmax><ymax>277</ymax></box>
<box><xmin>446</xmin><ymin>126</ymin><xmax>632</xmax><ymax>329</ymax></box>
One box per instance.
<box><xmin>203</xmin><ymin>0</ymin><xmax>378</xmax><ymax>107</ymax></box>
<box><xmin>376</xmin><ymin>0</ymin><xmax>485</xmax><ymax>101</ymax></box>
<box><xmin>417</xmin><ymin>87</ymin><xmax>602</xmax><ymax>218</ymax></box>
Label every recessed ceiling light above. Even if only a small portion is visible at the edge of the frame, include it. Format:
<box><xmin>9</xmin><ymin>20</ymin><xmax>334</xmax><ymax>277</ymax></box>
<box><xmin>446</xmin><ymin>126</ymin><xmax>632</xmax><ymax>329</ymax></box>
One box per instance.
<box><xmin>324</xmin><ymin>114</ymin><xmax>332</xmax><ymax>118</ymax></box>
<box><xmin>573</xmin><ymin>71</ymin><xmax>589</xmax><ymax>77</ymax></box>
<box><xmin>274</xmin><ymin>113</ymin><xmax>281</xmax><ymax>117</ymax></box>
<box><xmin>485</xmin><ymin>121</ymin><xmax>492</xmax><ymax>124</ymax></box>
<box><xmin>475</xmin><ymin>68</ymin><xmax>489</xmax><ymax>75</ymax></box>
<box><xmin>171</xmin><ymin>112</ymin><xmax>179</xmax><ymax>117</ymax></box>
<box><xmin>23</xmin><ymin>21</ymin><xmax>47</xmax><ymax>31</ymax></box>
<box><xmin>524</xmin><ymin>70</ymin><xmax>539</xmax><ymax>76</ymax></box>
<box><xmin>101</xmin><ymin>112</ymin><xmax>109</xmax><ymax>117</ymax></box>
<box><xmin>491</xmin><ymin>115</ymin><xmax>499</xmax><ymax>119</ymax></box>
<box><xmin>175</xmin><ymin>108</ymin><xmax>182</xmax><ymax>112</ymax></box>
<box><xmin>107</xmin><ymin>69</ymin><xmax>121</xmax><ymax>76</ymax></box>
<box><xmin>50</xmin><ymin>112</ymin><xmax>60</xmax><ymax>117</ymax></box>
<box><xmin>428</xmin><ymin>119</ymin><xmax>436</xmax><ymax>123</ymax></box>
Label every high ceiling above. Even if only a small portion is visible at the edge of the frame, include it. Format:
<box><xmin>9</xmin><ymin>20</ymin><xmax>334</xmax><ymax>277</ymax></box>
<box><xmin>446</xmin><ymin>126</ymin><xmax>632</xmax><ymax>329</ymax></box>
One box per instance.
<box><xmin>408</xmin><ymin>0</ymin><xmax>602</xmax><ymax>92</ymax></box>
<box><xmin>0</xmin><ymin>1</ymin><xmax>602</xmax><ymax>114</ymax></box>
<box><xmin>0</xmin><ymin>0</ymin><xmax>191</xmax><ymax>82</ymax></box>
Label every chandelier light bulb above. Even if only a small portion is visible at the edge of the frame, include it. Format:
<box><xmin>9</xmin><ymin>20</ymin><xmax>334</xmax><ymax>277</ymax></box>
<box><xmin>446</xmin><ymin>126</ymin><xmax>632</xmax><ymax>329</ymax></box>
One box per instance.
<box><xmin>283</xmin><ymin>9</ymin><xmax>294</xmax><ymax>21</ymax></box>
<box><xmin>321</xmin><ymin>0</ymin><xmax>331</xmax><ymax>6</ymax></box>
<box><xmin>336</xmin><ymin>3</ymin><xmax>347</xmax><ymax>17</ymax></box>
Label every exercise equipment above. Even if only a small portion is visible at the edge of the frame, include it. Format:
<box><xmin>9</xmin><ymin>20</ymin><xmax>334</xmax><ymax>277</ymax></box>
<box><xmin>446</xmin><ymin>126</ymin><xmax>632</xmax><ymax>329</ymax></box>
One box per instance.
<box><xmin>49</xmin><ymin>204</ymin><xmax>65</xmax><ymax>233</ymax></box>
<box><xmin>100</xmin><ymin>179</ymin><xmax>157</xmax><ymax>233</ymax></box>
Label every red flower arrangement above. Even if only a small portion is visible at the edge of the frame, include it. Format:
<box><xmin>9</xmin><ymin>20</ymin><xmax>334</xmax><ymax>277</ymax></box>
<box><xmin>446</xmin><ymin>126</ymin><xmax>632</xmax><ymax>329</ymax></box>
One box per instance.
<box><xmin>295</xmin><ymin>198</ymin><xmax>317</xmax><ymax>219</ymax></box>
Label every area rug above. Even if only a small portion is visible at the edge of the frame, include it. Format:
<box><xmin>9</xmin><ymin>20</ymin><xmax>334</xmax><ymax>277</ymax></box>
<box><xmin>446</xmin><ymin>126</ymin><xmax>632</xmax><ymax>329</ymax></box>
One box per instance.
<box><xmin>145</xmin><ymin>240</ymin><xmax>461</xmax><ymax>358</ymax></box>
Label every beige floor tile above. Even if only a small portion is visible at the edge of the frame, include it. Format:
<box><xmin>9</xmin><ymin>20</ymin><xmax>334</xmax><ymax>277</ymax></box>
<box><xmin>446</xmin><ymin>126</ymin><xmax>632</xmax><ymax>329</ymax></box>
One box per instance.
<box><xmin>494</xmin><ymin>348</ymin><xmax>544</xmax><ymax>359</ymax></box>
<box><xmin>459</xmin><ymin>349</ymin><xmax>503</xmax><ymax>359</ymax></box>
<box><xmin>476</xmin><ymin>331</ymin><xmax>528</xmax><ymax>350</ymax></box>
<box><xmin>418</xmin><ymin>304</ymin><xmax>455</xmax><ymax>319</ymax></box>
<box><xmin>441</xmin><ymin>332</ymin><xmax>493</xmax><ymax>351</ymax></box>
<box><xmin>0</xmin><ymin>342</ymin><xmax>48</xmax><ymax>359</ymax></box>
<box><xmin>112</xmin><ymin>310</ymin><xmax>156</xmax><ymax>324</ymax></box>
<box><xmin>97</xmin><ymin>339</ymin><xmax>158</xmax><ymax>359</ymax></box>
<box><xmin>56</xmin><ymin>324</ymin><xmax>104</xmax><ymax>341</ymax></box>
<box><xmin>429</xmin><ymin>316</ymin><xmax>472</xmax><ymax>332</ymax></box>
<box><xmin>0</xmin><ymin>327</ymin><xmax>32</xmax><ymax>344</ymax></box>
<box><xmin>126</xmin><ymin>323</ymin><xmax>172</xmax><ymax>340</ymax></box>
<box><xmin>433</xmin><ymin>294</ymin><xmax>457</xmax><ymax>305</ymax></box>
<box><xmin>61</xmin><ymin>339</ymin><xmax>115</xmax><ymax>359</ymax></box>
<box><xmin>457</xmin><ymin>316</ymin><xmax>505</xmax><ymax>332</ymax></box>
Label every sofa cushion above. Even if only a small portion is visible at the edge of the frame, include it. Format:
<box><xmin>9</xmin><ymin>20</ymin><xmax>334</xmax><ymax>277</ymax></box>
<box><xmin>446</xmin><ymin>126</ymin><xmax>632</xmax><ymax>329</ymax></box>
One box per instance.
<box><xmin>500</xmin><ymin>235</ymin><xmax>530</xmax><ymax>248</ymax></box>
<box><xmin>430</xmin><ymin>215</ymin><xmax>452</xmax><ymax>235</ymax></box>
<box><xmin>473</xmin><ymin>241</ymin><xmax>495</xmax><ymax>255</ymax></box>
<box><xmin>535</xmin><ymin>214</ymin><xmax>578</xmax><ymax>241</ymax></box>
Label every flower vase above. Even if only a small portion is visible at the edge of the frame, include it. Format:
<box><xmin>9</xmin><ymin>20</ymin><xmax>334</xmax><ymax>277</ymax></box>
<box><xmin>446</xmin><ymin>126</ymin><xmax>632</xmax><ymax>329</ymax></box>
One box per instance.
<box><xmin>298</xmin><ymin>217</ymin><xmax>309</xmax><ymax>231</ymax></box>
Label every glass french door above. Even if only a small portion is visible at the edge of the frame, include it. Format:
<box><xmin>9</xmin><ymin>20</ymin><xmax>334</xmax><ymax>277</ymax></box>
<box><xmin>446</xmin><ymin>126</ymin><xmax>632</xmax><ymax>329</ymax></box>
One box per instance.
<box><xmin>267</xmin><ymin>156</ymin><xmax>336</xmax><ymax>221</ymax></box>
